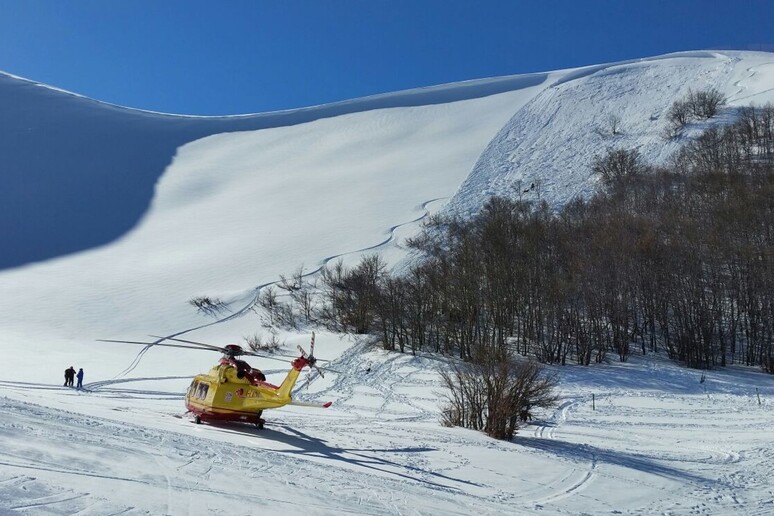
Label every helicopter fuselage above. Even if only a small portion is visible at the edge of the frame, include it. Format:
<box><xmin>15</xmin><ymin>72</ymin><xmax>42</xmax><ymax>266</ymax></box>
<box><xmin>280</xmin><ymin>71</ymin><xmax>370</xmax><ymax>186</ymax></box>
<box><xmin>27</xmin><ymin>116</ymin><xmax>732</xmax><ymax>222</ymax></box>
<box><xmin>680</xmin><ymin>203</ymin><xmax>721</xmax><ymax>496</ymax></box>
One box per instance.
<box><xmin>99</xmin><ymin>333</ymin><xmax>329</xmax><ymax>427</ymax></box>
<box><xmin>185</xmin><ymin>357</ymin><xmax>306</xmax><ymax>424</ymax></box>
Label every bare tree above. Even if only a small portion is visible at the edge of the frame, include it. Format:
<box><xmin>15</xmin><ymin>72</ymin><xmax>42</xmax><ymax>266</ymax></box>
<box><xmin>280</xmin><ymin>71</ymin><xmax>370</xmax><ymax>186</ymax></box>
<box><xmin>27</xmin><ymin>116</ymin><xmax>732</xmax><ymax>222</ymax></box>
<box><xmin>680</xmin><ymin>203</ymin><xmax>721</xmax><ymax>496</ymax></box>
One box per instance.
<box><xmin>592</xmin><ymin>148</ymin><xmax>645</xmax><ymax>183</ymax></box>
<box><xmin>258</xmin><ymin>286</ymin><xmax>295</xmax><ymax>327</ymax></box>
<box><xmin>667</xmin><ymin>99</ymin><xmax>691</xmax><ymax>135</ymax></box>
<box><xmin>278</xmin><ymin>265</ymin><xmax>317</xmax><ymax>323</ymax></box>
<box><xmin>607</xmin><ymin>113</ymin><xmax>622</xmax><ymax>135</ymax></box>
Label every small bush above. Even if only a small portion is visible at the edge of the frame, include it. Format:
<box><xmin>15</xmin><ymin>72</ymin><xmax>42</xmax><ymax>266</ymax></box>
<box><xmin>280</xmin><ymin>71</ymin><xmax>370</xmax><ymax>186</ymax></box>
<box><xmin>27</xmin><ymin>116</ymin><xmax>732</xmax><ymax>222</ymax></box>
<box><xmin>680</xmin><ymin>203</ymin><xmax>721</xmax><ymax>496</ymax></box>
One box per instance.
<box><xmin>189</xmin><ymin>296</ymin><xmax>227</xmax><ymax>317</ymax></box>
<box><xmin>244</xmin><ymin>332</ymin><xmax>282</xmax><ymax>353</ymax></box>
<box><xmin>440</xmin><ymin>354</ymin><xmax>558</xmax><ymax>440</ymax></box>
<box><xmin>688</xmin><ymin>88</ymin><xmax>726</xmax><ymax>119</ymax></box>
<box><xmin>667</xmin><ymin>100</ymin><xmax>691</xmax><ymax>134</ymax></box>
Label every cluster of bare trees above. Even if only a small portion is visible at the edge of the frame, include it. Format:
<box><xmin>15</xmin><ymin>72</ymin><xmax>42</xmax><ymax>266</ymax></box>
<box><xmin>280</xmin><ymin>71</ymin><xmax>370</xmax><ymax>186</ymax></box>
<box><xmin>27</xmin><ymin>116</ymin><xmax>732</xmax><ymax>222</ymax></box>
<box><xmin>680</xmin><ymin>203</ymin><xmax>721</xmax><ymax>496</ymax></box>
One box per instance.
<box><xmin>666</xmin><ymin>87</ymin><xmax>727</xmax><ymax>137</ymax></box>
<box><xmin>261</xmin><ymin>104</ymin><xmax>774</xmax><ymax>437</ymax></box>
<box><xmin>307</xmin><ymin>104</ymin><xmax>774</xmax><ymax>374</ymax></box>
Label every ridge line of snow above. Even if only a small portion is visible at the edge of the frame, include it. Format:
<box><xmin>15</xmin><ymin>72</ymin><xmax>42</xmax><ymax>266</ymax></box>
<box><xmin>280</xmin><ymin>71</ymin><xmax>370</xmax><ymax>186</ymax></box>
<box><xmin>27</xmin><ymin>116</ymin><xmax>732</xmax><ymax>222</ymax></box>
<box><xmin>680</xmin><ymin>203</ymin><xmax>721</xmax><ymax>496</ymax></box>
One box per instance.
<box><xmin>0</xmin><ymin>68</ymin><xmax>549</xmax><ymax>119</ymax></box>
<box><xmin>550</xmin><ymin>50</ymin><xmax>727</xmax><ymax>88</ymax></box>
<box><xmin>1</xmin><ymin>50</ymin><xmax>748</xmax><ymax>121</ymax></box>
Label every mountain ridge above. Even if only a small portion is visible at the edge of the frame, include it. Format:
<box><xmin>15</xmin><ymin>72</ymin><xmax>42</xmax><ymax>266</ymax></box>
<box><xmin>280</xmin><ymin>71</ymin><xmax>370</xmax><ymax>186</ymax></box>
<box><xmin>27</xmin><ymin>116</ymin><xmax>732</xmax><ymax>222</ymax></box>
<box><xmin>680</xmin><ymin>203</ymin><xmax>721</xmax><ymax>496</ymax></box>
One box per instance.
<box><xmin>3</xmin><ymin>50</ymin><xmax>772</xmax><ymax>269</ymax></box>
<box><xmin>0</xmin><ymin>67</ymin><xmax>551</xmax><ymax>270</ymax></box>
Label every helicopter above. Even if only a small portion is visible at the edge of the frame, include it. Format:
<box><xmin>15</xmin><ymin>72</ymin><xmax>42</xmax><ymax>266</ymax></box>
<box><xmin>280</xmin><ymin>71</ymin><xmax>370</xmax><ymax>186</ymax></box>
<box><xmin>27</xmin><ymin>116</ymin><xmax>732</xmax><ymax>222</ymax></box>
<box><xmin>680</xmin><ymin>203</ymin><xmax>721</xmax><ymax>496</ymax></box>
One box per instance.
<box><xmin>99</xmin><ymin>332</ymin><xmax>331</xmax><ymax>429</ymax></box>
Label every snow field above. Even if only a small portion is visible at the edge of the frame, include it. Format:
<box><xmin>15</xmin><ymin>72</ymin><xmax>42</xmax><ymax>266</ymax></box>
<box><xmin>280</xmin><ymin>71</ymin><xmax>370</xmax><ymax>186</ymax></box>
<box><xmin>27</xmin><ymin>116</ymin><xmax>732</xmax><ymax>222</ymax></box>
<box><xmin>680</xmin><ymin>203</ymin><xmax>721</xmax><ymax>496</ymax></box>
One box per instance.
<box><xmin>1</xmin><ymin>50</ymin><xmax>774</xmax><ymax>514</ymax></box>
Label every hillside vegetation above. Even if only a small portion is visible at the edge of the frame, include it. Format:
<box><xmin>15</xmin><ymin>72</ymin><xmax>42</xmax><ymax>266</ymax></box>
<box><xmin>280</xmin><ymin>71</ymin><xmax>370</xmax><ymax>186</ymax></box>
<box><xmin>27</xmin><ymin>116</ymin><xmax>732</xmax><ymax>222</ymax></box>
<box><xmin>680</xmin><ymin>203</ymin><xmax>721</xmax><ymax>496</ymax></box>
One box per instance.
<box><xmin>306</xmin><ymin>103</ymin><xmax>774</xmax><ymax>375</ymax></box>
<box><xmin>253</xmin><ymin>96</ymin><xmax>774</xmax><ymax>439</ymax></box>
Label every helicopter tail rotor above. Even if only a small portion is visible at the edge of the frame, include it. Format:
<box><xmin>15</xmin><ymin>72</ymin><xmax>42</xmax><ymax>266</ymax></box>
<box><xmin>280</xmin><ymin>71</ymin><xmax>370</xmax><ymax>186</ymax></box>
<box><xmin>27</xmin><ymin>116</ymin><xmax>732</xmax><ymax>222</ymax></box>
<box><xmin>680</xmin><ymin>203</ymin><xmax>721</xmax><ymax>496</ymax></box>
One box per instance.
<box><xmin>296</xmin><ymin>332</ymin><xmax>326</xmax><ymax>378</ymax></box>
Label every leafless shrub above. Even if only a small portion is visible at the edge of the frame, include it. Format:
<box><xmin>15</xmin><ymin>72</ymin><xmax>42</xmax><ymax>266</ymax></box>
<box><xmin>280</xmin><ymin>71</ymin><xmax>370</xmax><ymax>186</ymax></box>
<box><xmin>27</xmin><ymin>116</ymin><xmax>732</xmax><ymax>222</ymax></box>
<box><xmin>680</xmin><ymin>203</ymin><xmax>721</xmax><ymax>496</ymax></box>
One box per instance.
<box><xmin>440</xmin><ymin>353</ymin><xmax>558</xmax><ymax>440</ymax></box>
<box><xmin>243</xmin><ymin>332</ymin><xmax>282</xmax><ymax>353</ymax></box>
<box><xmin>667</xmin><ymin>99</ymin><xmax>691</xmax><ymax>136</ymax></box>
<box><xmin>688</xmin><ymin>88</ymin><xmax>726</xmax><ymax>119</ymax></box>
<box><xmin>189</xmin><ymin>296</ymin><xmax>227</xmax><ymax>317</ymax></box>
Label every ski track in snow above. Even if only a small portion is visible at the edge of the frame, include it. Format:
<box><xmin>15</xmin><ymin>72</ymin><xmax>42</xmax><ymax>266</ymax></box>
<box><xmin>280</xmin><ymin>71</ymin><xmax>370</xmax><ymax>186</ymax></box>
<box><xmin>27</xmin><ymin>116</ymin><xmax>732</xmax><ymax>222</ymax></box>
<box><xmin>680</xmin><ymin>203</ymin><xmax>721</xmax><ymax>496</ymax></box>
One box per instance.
<box><xmin>112</xmin><ymin>196</ymin><xmax>447</xmax><ymax>381</ymax></box>
<box><xmin>524</xmin><ymin>361</ymin><xmax>774</xmax><ymax>514</ymax></box>
<box><xmin>727</xmin><ymin>61</ymin><xmax>774</xmax><ymax>104</ymax></box>
<box><xmin>3</xmin><ymin>285</ymin><xmax>774</xmax><ymax>514</ymax></box>
<box><xmin>0</xmin><ymin>197</ymin><xmax>495</xmax><ymax>513</ymax></box>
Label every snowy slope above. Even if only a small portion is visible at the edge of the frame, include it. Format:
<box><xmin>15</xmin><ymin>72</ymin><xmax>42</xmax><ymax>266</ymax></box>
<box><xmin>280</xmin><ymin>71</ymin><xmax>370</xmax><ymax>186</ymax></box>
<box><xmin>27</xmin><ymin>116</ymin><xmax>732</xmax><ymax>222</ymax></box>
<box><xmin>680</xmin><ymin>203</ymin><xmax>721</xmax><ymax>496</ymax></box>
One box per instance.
<box><xmin>0</xmin><ymin>69</ymin><xmax>547</xmax><ymax>270</ymax></box>
<box><xmin>1</xmin><ymin>344</ymin><xmax>772</xmax><ymax>515</ymax></box>
<box><xmin>1</xmin><ymin>51</ymin><xmax>774</xmax><ymax>515</ymax></box>
<box><xmin>447</xmin><ymin>51</ymin><xmax>774</xmax><ymax>216</ymax></box>
<box><xmin>0</xmin><ymin>70</ymin><xmax>552</xmax><ymax>382</ymax></box>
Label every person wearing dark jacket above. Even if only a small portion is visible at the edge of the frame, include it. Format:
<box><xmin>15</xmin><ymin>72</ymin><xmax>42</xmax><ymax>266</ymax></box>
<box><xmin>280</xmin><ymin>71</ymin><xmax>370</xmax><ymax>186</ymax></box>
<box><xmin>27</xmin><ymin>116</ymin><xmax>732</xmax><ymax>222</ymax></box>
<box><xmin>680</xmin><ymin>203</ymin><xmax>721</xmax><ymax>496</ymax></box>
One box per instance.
<box><xmin>76</xmin><ymin>368</ymin><xmax>84</xmax><ymax>389</ymax></box>
<box><xmin>64</xmin><ymin>366</ymin><xmax>75</xmax><ymax>387</ymax></box>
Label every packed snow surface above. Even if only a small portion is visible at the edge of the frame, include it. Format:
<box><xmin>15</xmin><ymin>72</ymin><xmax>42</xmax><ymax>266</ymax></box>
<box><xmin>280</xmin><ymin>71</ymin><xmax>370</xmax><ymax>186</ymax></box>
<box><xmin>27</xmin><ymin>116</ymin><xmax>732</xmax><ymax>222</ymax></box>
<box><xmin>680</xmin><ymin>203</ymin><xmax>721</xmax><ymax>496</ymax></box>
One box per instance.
<box><xmin>1</xmin><ymin>51</ymin><xmax>774</xmax><ymax>514</ymax></box>
<box><xmin>1</xmin><ymin>342</ymin><xmax>773</xmax><ymax>515</ymax></box>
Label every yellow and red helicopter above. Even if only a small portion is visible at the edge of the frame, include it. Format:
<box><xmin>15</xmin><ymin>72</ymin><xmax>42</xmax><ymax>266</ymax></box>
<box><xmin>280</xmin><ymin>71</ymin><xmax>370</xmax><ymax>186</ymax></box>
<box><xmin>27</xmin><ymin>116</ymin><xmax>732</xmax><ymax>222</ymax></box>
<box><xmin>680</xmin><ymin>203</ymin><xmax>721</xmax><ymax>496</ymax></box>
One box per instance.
<box><xmin>100</xmin><ymin>332</ymin><xmax>331</xmax><ymax>428</ymax></box>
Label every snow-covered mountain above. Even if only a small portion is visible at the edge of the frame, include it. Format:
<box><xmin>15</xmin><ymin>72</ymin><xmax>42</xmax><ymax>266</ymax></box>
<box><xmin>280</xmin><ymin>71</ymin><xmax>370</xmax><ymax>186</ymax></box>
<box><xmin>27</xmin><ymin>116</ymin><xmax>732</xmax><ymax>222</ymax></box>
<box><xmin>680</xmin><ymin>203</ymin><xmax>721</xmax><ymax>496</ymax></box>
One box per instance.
<box><xmin>449</xmin><ymin>51</ymin><xmax>774</xmax><ymax>216</ymax></box>
<box><xmin>0</xmin><ymin>68</ymin><xmax>546</xmax><ymax>270</ymax></box>
<box><xmin>1</xmin><ymin>51</ymin><xmax>774</xmax><ymax>515</ymax></box>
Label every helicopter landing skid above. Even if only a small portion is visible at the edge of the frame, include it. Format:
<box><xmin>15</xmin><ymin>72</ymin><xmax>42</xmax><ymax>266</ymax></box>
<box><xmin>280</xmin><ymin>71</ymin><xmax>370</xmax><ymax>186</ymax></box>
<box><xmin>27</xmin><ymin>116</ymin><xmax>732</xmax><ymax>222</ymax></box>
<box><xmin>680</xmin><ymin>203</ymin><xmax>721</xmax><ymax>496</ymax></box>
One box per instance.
<box><xmin>189</xmin><ymin>411</ymin><xmax>265</xmax><ymax>429</ymax></box>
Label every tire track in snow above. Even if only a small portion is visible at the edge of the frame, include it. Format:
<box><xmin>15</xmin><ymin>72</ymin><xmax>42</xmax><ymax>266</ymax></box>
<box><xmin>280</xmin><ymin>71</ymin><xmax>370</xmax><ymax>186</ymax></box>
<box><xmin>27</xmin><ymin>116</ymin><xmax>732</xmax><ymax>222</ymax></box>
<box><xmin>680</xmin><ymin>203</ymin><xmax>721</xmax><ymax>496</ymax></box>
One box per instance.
<box><xmin>229</xmin><ymin>196</ymin><xmax>446</xmax><ymax>323</ymax></box>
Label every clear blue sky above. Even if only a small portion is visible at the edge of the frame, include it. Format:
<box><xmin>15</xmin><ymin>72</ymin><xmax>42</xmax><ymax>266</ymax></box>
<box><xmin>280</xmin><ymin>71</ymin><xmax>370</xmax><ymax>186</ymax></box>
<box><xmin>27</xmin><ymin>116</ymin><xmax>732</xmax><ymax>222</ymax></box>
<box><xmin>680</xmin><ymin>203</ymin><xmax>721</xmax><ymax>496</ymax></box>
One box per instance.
<box><xmin>1</xmin><ymin>0</ymin><xmax>772</xmax><ymax>115</ymax></box>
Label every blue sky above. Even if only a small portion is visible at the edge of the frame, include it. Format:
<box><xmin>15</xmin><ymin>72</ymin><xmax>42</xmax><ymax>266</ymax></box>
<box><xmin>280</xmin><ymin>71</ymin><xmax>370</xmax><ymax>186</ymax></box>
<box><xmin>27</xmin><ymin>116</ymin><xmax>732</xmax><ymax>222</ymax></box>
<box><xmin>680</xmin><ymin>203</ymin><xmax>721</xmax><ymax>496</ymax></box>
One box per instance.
<box><xmin>1</xmin><ymin>0</ymin><xmax>772</xmax><ymax>115</ymax></box>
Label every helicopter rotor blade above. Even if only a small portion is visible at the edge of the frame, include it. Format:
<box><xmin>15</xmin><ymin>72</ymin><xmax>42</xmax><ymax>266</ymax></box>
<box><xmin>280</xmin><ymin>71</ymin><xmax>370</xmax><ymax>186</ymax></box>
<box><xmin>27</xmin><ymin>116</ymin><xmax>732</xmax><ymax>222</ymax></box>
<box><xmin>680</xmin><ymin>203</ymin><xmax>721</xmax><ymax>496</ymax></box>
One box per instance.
<box><xmin>153</xmin><ymin>335</ymin><xmax>298</xmax><ymax>361</ymax></box>
<box><xmin>149</xmin><ymin>335</ymin><xmax>226</xmax><ymax>352</ymax></box>
<box><xmin>242</xmin><ymin>349</ymin><xmax>300</xmax><ymax>360</ymax></box>
<box><xmin>97</xmin><ymin>339</ymin><xmax>223</xmax><ymax>352</ymax></box>
<box><xmin>238</xmin><ymin>350</ymin><xmax>293</xmax><ymax>364</ymax></box>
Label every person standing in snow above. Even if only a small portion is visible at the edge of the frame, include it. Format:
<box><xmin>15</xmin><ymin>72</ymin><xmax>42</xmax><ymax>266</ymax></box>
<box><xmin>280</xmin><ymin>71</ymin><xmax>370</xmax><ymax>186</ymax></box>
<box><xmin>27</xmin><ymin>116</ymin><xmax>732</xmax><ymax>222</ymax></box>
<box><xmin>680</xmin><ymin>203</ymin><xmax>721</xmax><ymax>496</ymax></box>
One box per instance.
<box><xmin>64</xmin><ymin>366</ymin><xmax>75</xmax><ymax>387</ymax></box>
<box><xmin>76</xmin><ymin>368</ymin><xmax>84</xmax><ymax>389</ymax></box>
